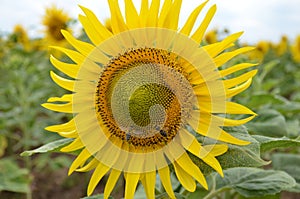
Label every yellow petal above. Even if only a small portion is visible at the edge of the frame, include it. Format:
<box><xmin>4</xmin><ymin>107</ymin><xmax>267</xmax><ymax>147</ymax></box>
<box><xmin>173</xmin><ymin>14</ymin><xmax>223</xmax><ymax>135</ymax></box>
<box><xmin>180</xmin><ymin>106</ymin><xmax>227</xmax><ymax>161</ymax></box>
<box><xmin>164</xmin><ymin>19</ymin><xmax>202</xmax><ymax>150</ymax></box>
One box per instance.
<box><xmin>50</xmin><ymin>55</ymin><xmax>79</xmax><ymax>79</ymax></box>
<box><xmin>197</xmin><ymin>124</ymin><xmax>250</xmax><ymax>145</ymax></box>
<box><xmin>104</xmin><ymin>169</ymin><xmax>121</xmax><ymax>199</ymax></box>
<box><xmin>214</xmin><ymin>47</ymin><xmax>255</xmax><ymax>67</ymax></box>
<box><xmin>61</xmin><ymin>137</ymin><xmax>84</xmax><ymax>152</ymax></box>
<box><xmin>42</xmin><ymin>102</ymin><xmax>72</xmax><ymax>113</ymax></box>
<box><xmin>220</xmin><ymin>63</ymin><xmax>258</xmax><ymax>77</ymax></box>
<box><xmin>57</xmin><ymin>130</ymin><xmax>77</xmax><ymax>138</ymax></box>
<box><xmin>226</xmin><ymin>78</ymin><xmax>253</xmax><ymax>98</ymax></box>
<box><xmin>78</xmin><ymin>15</ymin><xmax>104</xmax><ymax>46</ymax></box>
<box><xmin>68</xmin><ymin>148</ymin><xmax>91</xmax><ymax>175</ymax></box>
<box><xmin>163</xmin><ymin>0</ymin><xmax>182</xmax><ymax>30</ymax></box>
<box><xmin>201</xmin><ymin>145</ymin><xmax>228</xmax><ymax>173</ymax></box>
<box><xmin>158</xmin><ymin>166</ymin><xmax>176</xmax><ymax>199</ymax></box>
<box><xmin>203</xmin><ymin>31</ymin><xmax>243</xmax><ymax>58</ymax></box>
<box><xmin>125</xmin><ymin>0</ymin><xmax>140</xmax><ymax>28</ymax></box>
<box><xmin>107</xmin><ymin>0</ymin><xmax>128</xmax><ymax>33</ymax></box>
<box><xmin>61</xmin><ymin>30</ymin><xmax>94</xmax><ymax>56</ymax></box>
<box><xmin>47</xmin><ymin>94</ymin><xmax>72</xmax><ymax>103</ymax></box>
<box><xmin>202</xmin><ymin>144</ymin><xmax>228</xmax><ymax>157</ymax></box>
<box><xmin>45</xmin><ymin>118</ymin><xmax>76</xmax><ymax>132</ymax></box>
<box><xmin>224</xmin><ymin>70</ymin><xmax>258</xmax><ymax>89</ymax></box>
<box><xmin>212</xmin><ymin>114</ymin><xmax>256</xmax><ymax>126</ymax></box>
<box><xmin>87</xmin><ymin>162</ymin><xmax>110</xmax><ymax>196</ymax></box>
<box><xmin>50</xmin><ymin>46</ymin><xmax>85</xmax><ymax>64</ymax></box>
<box><xmin>147</xmin><ymin>0</ymin><xmax>160</xmax><ymax>26</ymax></box>
<box><xmin>180</xmin><ymin>1</ymin><xmax>208</xmax><ymax>36</ymax></box>
<box><xmin>124</xmin><ymin>172</ymin><xmax>140</xmax><ymax>199</ymax></box>
<box><xmin>139</xmin><ymin>0</ymin><xmax>149</xmax><ymax>26</ymax></box>
<box><xmin>178</xmin><ymin>129</ymin><xmax>224</xmax><ymax>176</ymax></box>
<box><xmin>214</xmin><ymin>101</ymin><xmax>257</xmax><ymax>115</ymax></box>
<box><xmin>140</xmin><ymin>172</ymin><xmax>156</xmax><ymax>199</ymax></box>
<box><xmin>79</xmin><ymin>5</ymin><xmax>112</xmax><ymax>41</ymax></box>
<box><xmin>95</xmin><ymin>137</ymin><xmax>123</xmax><ymax>171</ymax></box>
<box><xmin>191</xmin><ymin>112</ymin><xmax>252</xmax><ymax>146</ymax></box>
<box><xmin>173</xmin><ymin>161</ymin><xmax>196</xmax><ymax>192</ymax></box>
<box><xmin>191</xmin><ymin>5</ymin><xmax>216</xmax><ymax>43</ymax></box>
<box><xmin>76</xmin><ymin>158</ymin><xmax>99</xmax><ymax>172</ymax></box>
<box><xmin>224</xmin><ymin>101</ymin><xmax>257</xmax><ymax>115</ymax></box>
<box><xmin>50</xmin><ymin>71</ymin><xmax>75</xmax><ymax>91</ymax></box>
<box><xmin>175</xmin><ymin>153</ymin><xmax>208</xmax><ymax>190</ymax></box>
<box><xmin>158</xmin><ymin>0</ymin><xmax>172</xmax><ymax>27</ymax></box>
<box><xmin>75</xmin><ymin>57</ymin><xmax>103</xmax><ymax>81</ymax></box>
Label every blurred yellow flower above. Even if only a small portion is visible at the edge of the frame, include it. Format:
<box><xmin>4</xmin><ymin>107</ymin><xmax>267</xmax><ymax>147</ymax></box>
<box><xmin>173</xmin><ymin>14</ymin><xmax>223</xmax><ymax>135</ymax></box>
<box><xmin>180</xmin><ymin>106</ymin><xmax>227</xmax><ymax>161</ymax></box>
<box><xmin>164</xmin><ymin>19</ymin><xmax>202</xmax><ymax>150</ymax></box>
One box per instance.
<box><xmin>12</xmin><ymin>24</ymin><xmax>30</xmax><ymax>51</ymax></box>
<box><xmin>291</xmin><ymin>35</ymin><xmax>300</xmax><ymax>63</ymax></box>
<box><xmin>42</xmin><ymin>5</ymin><xmax>70</xmax><ymax>55</ymax></box>
<box><xmin>248</xmin><ymin>41</ymin><xmax>270</xmax><ymax>61</ymax></box>
<box><xmin>204</xmin><ymin>29</ymin><xmax>218</xmax><ymax>44</ymax></box>
<box><xmin>276</xmin><ymin>35</ymin><xmax>288</xmax><ymax>56</ymax></box>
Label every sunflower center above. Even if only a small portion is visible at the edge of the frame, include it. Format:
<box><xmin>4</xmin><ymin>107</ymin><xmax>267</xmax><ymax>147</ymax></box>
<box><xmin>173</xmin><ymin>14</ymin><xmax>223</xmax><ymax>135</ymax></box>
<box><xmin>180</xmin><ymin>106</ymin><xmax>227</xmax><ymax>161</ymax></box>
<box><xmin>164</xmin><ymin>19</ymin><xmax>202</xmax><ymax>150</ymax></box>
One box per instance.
<box><xmin>48</xmin><ymin>19</ymin><xmax>66</xmax><ymax>41</ymax></box>
<box><xmin>95</xmin><ymin>48</ymin><xmax>195</xmax><ymax>149</ymax></box>
<box><xmin>129</xmin><ymin>83</ymin><xmax>177</xmax><ymax>127</ymax></box>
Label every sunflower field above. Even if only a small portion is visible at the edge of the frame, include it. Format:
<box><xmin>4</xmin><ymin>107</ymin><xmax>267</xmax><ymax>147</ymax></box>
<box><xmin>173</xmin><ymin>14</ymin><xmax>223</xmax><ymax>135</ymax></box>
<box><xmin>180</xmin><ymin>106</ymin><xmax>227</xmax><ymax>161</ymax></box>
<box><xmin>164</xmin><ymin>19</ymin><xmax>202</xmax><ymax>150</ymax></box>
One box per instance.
<box><xmin>0</xmin><ymin>1</ymin><xmax>300</xmax><ymax>199</ymax></box>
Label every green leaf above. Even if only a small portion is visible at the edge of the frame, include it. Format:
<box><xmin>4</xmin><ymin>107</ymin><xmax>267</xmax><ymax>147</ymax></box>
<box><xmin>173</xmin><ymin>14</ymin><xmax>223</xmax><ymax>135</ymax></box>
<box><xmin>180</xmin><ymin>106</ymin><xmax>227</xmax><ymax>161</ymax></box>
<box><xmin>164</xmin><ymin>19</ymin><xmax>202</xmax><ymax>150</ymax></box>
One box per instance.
<box><xmin>187</xmin><ymin>187</ymin><xmax>209</xmax><ymax>199</ymax></box>
<box><xmin>253</xmin><ymin>135</ymin><xmax>300</xmax><ymax>152</ymax></box>
<box><xmin>155</xmin><ymin>192</ymin><xmax>186</xmax><ymax>199</ymax></box>
<box><xmin>81</xmin><ymin>194</ymin><xmax>113</xmax><ymax>199</ymax></box>
<box><xmin>286</xmin><ymin>183</ymin><xmax>300</xmax><ymax>193</ymax></box>
<box><xmin>246</xmin><ymin>109</ymin><xmax>288</xmax><ymax>137</ymax></box>
<box><xmin>258</xmin><ymin>60</ymin><xmax>279</xmax><ymax>82</ymax></box>
<box><xmin>286</xmin><ymin>119</ymin><xmax>300</xmax><ymax>138</ymax></box>
<box><xmin>272</xmin><ymin>153</ymin><xmax>300</xmax><ymax>193</ymax></box>
<box><xmin>0</xmin><ymin>158</ymin><xmax>30</xmax><ymax>193</ymax></box>
<box><xmin>20</xmin><ymin>138</ymin><xmax>73</xmax><ymax>156</ymax></box>
<box><xmin>191</xmin><ymin>126</ymin><xmax>268</xmax><ymax>175</ymax></box>
<box><xmin>275</xmin><ymin>101</ymin><xmax>300</xmax><ymax>114</ymax></box>
<box><xmin>245</xmin><ymin>93</ymin><xmax>286</xmax><ymax>109</ymax></box>
<box><xmin>214</xmin><ymin>168</ymin><xmax>296</xmax><ymax>197</ymax></box>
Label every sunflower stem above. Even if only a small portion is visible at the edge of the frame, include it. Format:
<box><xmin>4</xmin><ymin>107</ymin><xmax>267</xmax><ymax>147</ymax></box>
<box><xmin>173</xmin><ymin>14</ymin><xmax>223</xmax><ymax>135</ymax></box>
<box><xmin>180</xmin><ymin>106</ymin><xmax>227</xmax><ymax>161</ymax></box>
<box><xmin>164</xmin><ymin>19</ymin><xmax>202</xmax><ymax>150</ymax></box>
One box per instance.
<box><xmin>17</xmin><ymin>76</ymin><xmax>32</xmax><ymax>199</ymax></box>
<box><xmin>203</xmin><ymin>187</ymin><xmax>231</xmax><ymax>199</ymax></box>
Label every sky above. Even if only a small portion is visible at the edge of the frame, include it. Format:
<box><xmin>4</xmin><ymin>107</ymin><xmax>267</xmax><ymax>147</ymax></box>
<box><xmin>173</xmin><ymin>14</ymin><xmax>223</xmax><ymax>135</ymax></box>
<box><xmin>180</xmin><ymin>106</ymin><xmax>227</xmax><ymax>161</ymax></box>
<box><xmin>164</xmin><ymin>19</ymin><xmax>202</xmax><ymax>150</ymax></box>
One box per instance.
<box><xmin>1</xmin><ymin>0</ymin><xmax>300</xmax><ymax>44</ymax></box>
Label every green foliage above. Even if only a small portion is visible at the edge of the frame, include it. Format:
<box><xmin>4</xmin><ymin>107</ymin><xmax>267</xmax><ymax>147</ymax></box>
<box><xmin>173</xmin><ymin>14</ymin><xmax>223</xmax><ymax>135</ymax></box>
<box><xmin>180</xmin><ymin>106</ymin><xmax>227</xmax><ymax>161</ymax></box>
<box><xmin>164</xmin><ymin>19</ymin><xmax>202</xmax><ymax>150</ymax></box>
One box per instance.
<box><xmin>272</xmin><ymin>153</ymin><xmax>300</xmax><ymax>193</ymax></box>
<box><xmin>246</xmin><ymin>109</ymin><xmax>288</xmax><ymax>137</ymax></box>
<box><xmin>0</xmin><ymin>158</ymin><xmax>30</xmax><ymax>193</ymax></box>
<box><xmin>253</xmin><ymin>135</ymin><xmax>300</xmax><ymax>152</ymax></box>
<box><xmin>213</xmin><ymin>168</ymin><xmax>295</xmax><ymax>197</ymax></box>
<box><xmin>20</xmin><ymin>138</ymin><xmax>73</xmax><ymax>157</ymax></box>
<box><xmin>0</xmin><ymin>31</ymin><xmax>68</xmax><ymax>197</ymax></box>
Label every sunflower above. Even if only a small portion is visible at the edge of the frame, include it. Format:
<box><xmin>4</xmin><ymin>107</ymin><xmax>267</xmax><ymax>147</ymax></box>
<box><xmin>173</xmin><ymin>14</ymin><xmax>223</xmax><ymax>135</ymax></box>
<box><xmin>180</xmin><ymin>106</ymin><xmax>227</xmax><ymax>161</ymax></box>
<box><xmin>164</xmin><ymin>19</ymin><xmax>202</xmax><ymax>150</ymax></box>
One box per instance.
<box><xmin>204</xmin><ymin>29</ymin><xmax>218</xmax><ymax>44</ymax></box>
<box><xmin>42</xmin><ymin>5</ymin><xmax>70</xmax><ymax>48</ymax></box>
<box><xmin>12</xmin><ymin>24</ymin><xmax>30</xmax><ymax>51</ymax></box>
<box><xmin>43</xmin><ymin>0</ymin><xmax>257</xmax><ymax>198</ymax></box>
<box><xmin>291</xmin><ymin>35</ymin><xmax>300</xmax><ymax>63</ymax></box>
<box><xmin>276</xmin><ymin>35</ymin><xmax>288</xmax><ymax>56</ymax></box>
<box><xmin>248</xmin><ymin>41</ymin><xmax>270</xmax><ymax>61</ymax></box>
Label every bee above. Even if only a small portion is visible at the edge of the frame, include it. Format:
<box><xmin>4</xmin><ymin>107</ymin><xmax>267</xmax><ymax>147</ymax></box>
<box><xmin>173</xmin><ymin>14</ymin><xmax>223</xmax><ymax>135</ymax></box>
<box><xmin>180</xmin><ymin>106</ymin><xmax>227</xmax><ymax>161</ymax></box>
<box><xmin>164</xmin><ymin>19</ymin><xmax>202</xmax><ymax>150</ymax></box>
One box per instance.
<box><xmin>159</xmin><ymin>129</ymin><xmax>167</xmax><ymax>137</ymax></box>
<box><xmin>125</xmin><ymin>133</ymin><xmax>131</xmax><ymax>141</ymax></box>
